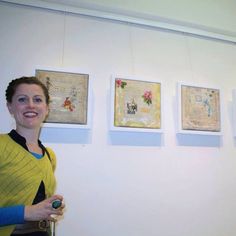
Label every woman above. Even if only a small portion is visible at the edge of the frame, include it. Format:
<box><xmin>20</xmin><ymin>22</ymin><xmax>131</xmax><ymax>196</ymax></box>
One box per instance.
<box><xmin>0</xmin><ymin>76</ymin><xmax>64</xmax><ymax>236</ymax></box>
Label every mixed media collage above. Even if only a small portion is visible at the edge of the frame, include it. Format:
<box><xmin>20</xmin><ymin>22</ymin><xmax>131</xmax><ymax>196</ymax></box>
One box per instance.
<box><xmin>35</xmin><ymin>69</ymin><xmax>223</xmax><ymax>135</ymax></box>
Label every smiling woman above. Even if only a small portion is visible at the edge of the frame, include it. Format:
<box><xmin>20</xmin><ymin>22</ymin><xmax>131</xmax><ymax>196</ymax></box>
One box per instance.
<box><xmin>5</xmin><ymin>78</ymin><xmax>50</xmax><ymax>152</ymax></box>
<box><xmin>0</xmin><ymin>76</ymin><xmax>65</xmax><ymax>236</ymax></box>
<box><xmin>7</xmin><ymin>83</ymin><xmax>49</xmax><ymax>133</ymax></box>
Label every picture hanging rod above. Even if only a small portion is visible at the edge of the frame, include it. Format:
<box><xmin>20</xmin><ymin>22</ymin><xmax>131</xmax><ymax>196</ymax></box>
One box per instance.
<box><xmin>1</xmin><ymin>0</ymin><xmax>236</xmax><ymax>44</ymax></box>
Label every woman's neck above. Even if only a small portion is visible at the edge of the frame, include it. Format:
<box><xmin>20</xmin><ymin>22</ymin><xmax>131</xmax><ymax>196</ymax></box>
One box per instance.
<box><xmin>15</xmin><ymin>127</ymin><xmax>40</xmax><ymax>144</ymax></box>
<box><xmin>16</xmin><ymin>128</ymin><xmax>42</xmax><ymax>154</ymax></box>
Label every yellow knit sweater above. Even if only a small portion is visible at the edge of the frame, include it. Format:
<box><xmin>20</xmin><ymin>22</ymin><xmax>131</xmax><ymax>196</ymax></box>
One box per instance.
<box><xmin>0</xmin><ymin>134</ymin><xmax>56</xmax><ymax>236</ymax></box>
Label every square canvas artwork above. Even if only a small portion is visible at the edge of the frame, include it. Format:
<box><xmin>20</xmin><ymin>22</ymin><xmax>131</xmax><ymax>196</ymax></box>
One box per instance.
<box><xmin>36</xmin><ymin>69</ymin><xmax>89</xmax><ymax>125</ymax></box>
<box><xmin>114</xmin><ymin>78</ymin><xmax>161</xmax><ymax>129</ymax></box>
<box><xmin>181</xmin><ymin>84</ymin><xmax>221</xmax><ymax>132</ymax></box>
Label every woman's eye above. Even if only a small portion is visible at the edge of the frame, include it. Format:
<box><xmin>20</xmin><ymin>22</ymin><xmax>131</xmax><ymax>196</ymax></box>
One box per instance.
<box><xmin>18</xmin><ymin>97</ymin><xmax>27</xmax><ymax>103</ymax></box>
<box><xmin>34</xmin><ymin>97</ymin><xmax>43</xmax><ymax>103</ymax></box>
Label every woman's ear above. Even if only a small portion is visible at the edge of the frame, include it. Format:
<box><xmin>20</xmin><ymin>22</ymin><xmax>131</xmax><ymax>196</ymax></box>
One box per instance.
<box><xmin>7</xmin><ymin>102</ymin><xmax>13</xmax><ymax>115</ymax></box>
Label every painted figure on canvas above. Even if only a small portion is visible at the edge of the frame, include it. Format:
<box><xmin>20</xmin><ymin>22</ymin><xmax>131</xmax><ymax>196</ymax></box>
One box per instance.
<box><xmin>36</xmin><ymin>70</ymin><xmax>89</xmax><ymax>124</ymax></box>
<box><xmin>114</xmin><ymin>78</ymin><xmax>161</xmax><ymax>129</ymax></box>
<box><xmin>181</xmin><ymin>85</ymin><xmax>220</xmax><ymax>131</ymax></box>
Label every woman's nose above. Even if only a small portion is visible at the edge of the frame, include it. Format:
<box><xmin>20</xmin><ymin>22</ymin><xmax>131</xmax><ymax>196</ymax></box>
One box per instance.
<box><xmin>27</xmin><ymin>99</ymin><xmax>35</xmax><ymax>107</ymax></box>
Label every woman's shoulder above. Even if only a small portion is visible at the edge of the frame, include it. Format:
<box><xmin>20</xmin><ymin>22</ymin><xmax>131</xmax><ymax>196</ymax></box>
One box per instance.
<box><xmin>0</xmin><ymin>134</ymin><xmax>12</xmax><ymax>156</ymax></box>
<box><xmin>0</xmin><ymin>133</ymin><xmax>10</xmax><ymax>144</ymax></box>
<box><xmin>0</xmin><ymin>133</ymin><xmax>9</xmax><ymax>138</ymax></box>
<box><xmin>45</xmin><ymin>146</ymin><xmax>57</xmax><ymax>171</ymax></box>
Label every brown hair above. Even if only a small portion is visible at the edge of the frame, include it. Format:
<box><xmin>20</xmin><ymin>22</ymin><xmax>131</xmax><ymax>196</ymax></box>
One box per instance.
<box><xmin>5</xmin><ymin>76</ymin><xmax>50</xmax><ymax>104</ymax></box>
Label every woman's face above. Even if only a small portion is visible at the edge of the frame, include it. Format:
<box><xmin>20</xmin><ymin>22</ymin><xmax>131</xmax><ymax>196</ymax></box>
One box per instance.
<box><xmin>7</xmin><ymin>83</ymin><xmax>49</xmax><ymax>130</ymax></box>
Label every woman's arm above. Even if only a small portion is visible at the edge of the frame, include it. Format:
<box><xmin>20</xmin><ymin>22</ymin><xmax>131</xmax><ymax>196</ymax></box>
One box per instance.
<box><xmin>0</xmin><ymin>205</ymin><xmax>24</xmax><ymax>226</ymax></box>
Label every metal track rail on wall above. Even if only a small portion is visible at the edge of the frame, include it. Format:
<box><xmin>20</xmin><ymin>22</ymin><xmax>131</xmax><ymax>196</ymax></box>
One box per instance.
<box><xmin>1</xmin><ymin>0</ymin><xmax>236</xmax><ymax>44</ymax></box>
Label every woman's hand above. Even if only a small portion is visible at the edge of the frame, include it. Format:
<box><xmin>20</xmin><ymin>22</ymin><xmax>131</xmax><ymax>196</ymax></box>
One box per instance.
<box><xmin>24</xmin><ymin>194</ymin><xmax>65</xmax><ymax>221</ymax></box>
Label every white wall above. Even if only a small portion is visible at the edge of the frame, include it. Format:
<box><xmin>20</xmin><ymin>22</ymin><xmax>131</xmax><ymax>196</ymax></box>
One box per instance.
<box><xmin>40</xmin><ymin>0</ymin><xmax>236</xmax><ymax>35</ymax></box>
<box><xmin>1</xmin><ymin>2</ymin><xmax>236</xmax><ymax>236</ymax></box>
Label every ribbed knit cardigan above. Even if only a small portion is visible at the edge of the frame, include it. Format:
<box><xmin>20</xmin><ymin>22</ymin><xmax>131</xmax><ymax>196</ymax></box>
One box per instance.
<box><xmin>0</xmin><ymin>134</ymin><xmax>56</xmax><ymax>236</ymax></box>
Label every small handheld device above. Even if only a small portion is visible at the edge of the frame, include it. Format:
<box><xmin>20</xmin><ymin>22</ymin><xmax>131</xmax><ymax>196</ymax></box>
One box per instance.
<box><xmin>52</xmin><ymin>199</ymin><xmax>62</xmax><ymax>209</ymax></box>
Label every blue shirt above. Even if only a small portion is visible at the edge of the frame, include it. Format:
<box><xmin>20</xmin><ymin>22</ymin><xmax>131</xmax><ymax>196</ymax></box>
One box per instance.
<box><xmin>0</xmin><ymin>206</ymin><xmax>25</xmax><ymax>226</ymax></box>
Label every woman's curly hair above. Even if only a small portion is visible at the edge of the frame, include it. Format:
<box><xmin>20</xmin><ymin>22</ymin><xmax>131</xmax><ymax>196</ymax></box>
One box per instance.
<box><xmin>5</xmin><ymin>76</ymin><xmax>50</xmax><ymax>104</ymax></box>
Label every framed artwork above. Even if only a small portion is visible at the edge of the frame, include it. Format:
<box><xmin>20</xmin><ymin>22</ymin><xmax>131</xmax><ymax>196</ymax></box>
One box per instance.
<box><xmin>35</xmin><ymin>69</ymin><xmax>91</xmax><ymax>128</ymax></box>
<box><xmin>110</xmin><ymin>76</ymin><xmax>162</xmax><ymax>132</ymax></box>
<box><xmin>177</xmin><ymin>82</ymin><xmax>222</xmax><ymax>135</ymax></box>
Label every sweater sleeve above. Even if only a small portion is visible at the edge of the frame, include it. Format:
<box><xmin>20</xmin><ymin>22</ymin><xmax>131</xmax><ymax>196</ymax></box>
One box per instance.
<box><xmin>0</xmin><ymin>205</ymin><xmax>25</xmax><ymax>226</ymax></box>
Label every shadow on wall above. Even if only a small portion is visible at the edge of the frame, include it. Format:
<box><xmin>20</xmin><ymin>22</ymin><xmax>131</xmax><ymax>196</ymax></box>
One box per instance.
<box><xmin>176</xmin><ymin>133</ymin><xmax>222</xmax><ymax>147</ymax></box>
<box><xmin>40</xmin><ymin>127</ymin><xmax>92</xmax><ymax>144</ymax></box>
<box><xmin>108</xmin><ymin>131</ymin><xmax>163</xmax><ymax>146</ymax></box>
<box><xmin>109</xmin><ymin>131</ymin><xmax>222</xmax><ymax>147</ymax></box>
<box><xmin>40</xmin><ymin>128</ymin><xmax>222</xmax><ymax>147</ymax></box>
